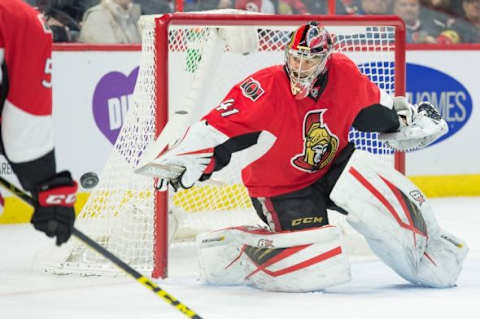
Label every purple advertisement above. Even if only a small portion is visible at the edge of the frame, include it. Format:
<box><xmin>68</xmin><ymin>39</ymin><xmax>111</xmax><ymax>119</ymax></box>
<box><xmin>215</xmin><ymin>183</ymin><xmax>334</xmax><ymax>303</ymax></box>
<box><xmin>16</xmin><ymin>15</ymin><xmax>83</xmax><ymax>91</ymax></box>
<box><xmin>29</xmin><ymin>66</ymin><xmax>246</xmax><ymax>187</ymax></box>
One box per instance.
<box><xmin>92</xmin><ymin>67</ymin><xmax>139</xmax><ymax>145</ymax></box>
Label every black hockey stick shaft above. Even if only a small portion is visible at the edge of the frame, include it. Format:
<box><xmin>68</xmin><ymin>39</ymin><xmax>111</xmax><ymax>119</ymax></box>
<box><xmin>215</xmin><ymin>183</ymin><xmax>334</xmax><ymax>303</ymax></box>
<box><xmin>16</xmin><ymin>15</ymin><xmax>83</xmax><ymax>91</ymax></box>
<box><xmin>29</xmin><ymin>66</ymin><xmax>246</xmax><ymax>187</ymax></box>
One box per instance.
<box><xmin>0</xmin><ymin>176</ymin><xmax>203</xmax><ymax>319</ymax></box>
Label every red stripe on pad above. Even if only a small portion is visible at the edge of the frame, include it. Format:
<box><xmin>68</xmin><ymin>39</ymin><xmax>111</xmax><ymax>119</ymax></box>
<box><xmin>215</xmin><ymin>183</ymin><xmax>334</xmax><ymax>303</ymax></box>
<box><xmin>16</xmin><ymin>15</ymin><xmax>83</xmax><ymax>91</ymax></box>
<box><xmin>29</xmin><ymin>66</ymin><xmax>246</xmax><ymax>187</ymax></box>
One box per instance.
<box><xmin>349</xmin><ymin>167</ymin><xmax>426</xmax><ymax>239</ymax></box>
<box><xmin>246</xmin><ymin>245</ymin><xmax>342</xmax><ymax>279</ymax></box>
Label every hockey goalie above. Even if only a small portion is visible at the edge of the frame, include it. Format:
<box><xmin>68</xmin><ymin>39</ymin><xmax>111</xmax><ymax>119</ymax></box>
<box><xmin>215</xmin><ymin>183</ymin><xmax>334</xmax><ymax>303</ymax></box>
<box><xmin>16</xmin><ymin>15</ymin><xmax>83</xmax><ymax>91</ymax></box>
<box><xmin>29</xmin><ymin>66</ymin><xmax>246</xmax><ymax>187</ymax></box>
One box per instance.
<box><xmin>136</xmin><ymin>22</ymin><xmax>468</xmax><ymax>292</ymax></box>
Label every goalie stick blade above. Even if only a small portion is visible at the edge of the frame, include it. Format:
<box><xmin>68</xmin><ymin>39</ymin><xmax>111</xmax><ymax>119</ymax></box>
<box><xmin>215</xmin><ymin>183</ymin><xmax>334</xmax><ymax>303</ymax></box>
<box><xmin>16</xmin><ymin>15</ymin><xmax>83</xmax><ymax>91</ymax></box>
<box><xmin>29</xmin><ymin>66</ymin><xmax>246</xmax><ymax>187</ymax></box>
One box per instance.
<box><xmin>134</xmin><ymin>163</ymin><xmax>185</xmax><ymax>179</ymax></box>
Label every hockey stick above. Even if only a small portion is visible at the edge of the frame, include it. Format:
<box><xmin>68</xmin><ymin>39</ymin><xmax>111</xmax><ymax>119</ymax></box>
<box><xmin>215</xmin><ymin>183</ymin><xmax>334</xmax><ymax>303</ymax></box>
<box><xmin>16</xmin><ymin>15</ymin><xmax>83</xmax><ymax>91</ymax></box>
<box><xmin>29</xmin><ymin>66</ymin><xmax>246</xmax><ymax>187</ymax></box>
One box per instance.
<box><xmin>0</xmin><ymin>176</ymin><xmax>203</xmax><ymax>319</ymax></box>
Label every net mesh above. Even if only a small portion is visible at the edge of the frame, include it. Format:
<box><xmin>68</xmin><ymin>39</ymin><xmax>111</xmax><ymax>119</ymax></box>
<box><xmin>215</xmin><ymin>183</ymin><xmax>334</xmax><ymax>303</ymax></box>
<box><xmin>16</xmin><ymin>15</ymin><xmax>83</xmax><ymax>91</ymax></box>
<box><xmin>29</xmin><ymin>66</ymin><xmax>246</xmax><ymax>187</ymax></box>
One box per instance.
<box><xmin>35</xmin><ymin>14</ymin><xmax>400</xmax><ymax>276</ymax></box>
<box><xmin>34</xmin><ymin>18</ymin><xmax>159</xmax><ymax>275</ymax></box>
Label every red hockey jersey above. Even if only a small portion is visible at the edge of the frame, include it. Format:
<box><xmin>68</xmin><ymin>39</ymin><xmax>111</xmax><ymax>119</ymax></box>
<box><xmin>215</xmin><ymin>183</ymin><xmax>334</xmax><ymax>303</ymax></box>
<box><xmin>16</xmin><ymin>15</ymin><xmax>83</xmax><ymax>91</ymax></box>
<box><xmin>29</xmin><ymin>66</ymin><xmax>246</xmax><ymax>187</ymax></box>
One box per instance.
<box><xmin>0</xmin><ymin>0</ymin><xmax>54</xmax><ymax>163</ymax></box>
<box><xmin>203</xmin><ymin>53</ymin><xmax>386</xmax><ymax>197</ymax></box>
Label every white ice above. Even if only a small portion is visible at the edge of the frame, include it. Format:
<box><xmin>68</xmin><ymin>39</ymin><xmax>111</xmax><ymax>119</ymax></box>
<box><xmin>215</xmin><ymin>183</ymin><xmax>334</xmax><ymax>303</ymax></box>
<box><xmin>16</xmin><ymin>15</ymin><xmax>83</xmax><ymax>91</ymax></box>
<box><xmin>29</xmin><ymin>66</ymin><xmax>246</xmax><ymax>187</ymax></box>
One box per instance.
<box><xmin>1</xmin><ymin>197</ymin><xmax>479</xmax><ymax>319</ymax></box>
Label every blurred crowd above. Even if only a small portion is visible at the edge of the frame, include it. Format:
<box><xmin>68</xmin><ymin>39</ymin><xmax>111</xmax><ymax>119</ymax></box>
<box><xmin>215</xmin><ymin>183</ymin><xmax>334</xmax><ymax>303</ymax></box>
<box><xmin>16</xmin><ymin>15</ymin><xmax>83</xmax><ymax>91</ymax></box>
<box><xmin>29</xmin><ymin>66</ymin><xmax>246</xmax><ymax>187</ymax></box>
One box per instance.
<box><xmin>27</xmin><ymin>0</ymin><xmax>480</xmax><ymax>44</ymax></box>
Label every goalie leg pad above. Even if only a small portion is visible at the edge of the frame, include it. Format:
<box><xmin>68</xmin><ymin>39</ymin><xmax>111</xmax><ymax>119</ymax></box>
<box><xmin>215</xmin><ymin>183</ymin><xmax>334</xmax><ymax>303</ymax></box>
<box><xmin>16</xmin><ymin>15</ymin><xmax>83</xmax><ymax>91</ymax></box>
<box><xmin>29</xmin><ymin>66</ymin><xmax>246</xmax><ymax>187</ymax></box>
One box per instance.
<box><xmin>196</xmin><ymin>225</ymin><xmax>351</xmax><ymax>292</ymax></box>
<box><xmin>330</xmin><ymin>150</ymin><xmax>468</xmax><ymax>288</ymax></box>
<box><xmin>417</xmin><ymin>230</ymin><xmax>468</xmax><ymax>287</ymax></box>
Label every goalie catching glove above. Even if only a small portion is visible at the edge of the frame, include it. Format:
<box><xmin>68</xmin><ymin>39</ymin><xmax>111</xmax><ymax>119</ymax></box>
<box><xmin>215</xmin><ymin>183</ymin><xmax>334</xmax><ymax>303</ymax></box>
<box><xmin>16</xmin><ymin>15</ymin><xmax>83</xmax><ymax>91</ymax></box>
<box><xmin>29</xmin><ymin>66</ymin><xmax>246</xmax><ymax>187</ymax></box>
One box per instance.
<box><xmin>135</xmin><ymin>121</ymin><xmax>228</xmax><ymax>191</ymax></box>
<box><xmin>379</xmin><ymin>97</ymin><xmax>448</xmax><ymax>151</ymax></box>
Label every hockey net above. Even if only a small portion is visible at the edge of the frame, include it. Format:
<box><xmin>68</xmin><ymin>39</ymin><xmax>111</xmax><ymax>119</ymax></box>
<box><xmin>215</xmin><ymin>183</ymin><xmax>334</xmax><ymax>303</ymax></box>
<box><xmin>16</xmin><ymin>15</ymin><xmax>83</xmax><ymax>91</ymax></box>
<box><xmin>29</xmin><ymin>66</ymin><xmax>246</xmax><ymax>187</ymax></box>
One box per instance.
<box><xmin>35</xmin><ymin>12</ymin><xmax>405</xmax><ymax>278</ymax></box>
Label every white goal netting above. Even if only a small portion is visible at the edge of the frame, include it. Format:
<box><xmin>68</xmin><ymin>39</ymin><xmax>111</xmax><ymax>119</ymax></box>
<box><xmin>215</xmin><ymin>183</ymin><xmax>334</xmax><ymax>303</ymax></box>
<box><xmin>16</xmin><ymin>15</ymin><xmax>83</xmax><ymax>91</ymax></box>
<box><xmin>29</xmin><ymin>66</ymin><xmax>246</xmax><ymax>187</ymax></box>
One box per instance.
<box><xmin>35</xmin><ymin>12</ymin><xmax>404</xmax><ymax>278</ymax></box>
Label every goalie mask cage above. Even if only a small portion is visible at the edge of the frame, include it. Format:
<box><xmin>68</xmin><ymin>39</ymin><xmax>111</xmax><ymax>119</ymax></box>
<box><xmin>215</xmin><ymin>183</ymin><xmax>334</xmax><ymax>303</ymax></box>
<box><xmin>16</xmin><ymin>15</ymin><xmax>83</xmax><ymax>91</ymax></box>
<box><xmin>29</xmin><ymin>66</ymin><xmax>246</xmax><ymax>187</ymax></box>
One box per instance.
<box><xmin>35</xmin><ymin>12</ymin><xmax>405</xmax><ymax>279</ymax></box>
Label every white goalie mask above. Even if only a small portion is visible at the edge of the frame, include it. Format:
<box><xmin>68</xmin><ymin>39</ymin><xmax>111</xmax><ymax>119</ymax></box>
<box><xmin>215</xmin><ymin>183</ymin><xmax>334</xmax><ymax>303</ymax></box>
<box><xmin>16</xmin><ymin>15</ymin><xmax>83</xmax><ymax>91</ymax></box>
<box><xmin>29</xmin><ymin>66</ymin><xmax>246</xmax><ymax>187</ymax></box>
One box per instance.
<box><xmin>285</xmin><ymin>22</ymin><xmax>333</xmax><ymax>100</ymax></box>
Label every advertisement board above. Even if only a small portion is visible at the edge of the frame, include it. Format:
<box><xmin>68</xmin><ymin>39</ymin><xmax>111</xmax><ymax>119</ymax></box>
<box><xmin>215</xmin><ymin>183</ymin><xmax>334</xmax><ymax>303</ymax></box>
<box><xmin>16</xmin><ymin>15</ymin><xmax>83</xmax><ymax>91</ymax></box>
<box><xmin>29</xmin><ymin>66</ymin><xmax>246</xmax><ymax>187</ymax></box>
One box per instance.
<box><xmin>50</xmin><ymin>50</ymin><xmax>479</xmax><ymax>179</ymax></box>
<box><xmin>405</xmin><ymin>50</ymin><xmax>478</xmax><ymax>177</ymax></box>
<box><xmin>53</xmin><ymin>50</ymin><xmax>141</xmax><ymax>178</ymax></box>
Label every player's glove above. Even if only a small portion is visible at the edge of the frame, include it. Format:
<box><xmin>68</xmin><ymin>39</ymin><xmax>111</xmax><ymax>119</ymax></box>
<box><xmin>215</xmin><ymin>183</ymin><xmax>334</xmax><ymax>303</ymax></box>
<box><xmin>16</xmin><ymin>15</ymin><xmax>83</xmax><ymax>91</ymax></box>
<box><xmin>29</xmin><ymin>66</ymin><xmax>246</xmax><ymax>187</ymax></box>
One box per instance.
<box><xmin>31</xmin><ymin>171</ymin><xmax>78</xmax><ymax>246</ymax></box>
<box><xmin>379</xmin><ymin>100</ymin><xmax>448</xmax><ymax>151</ymax></box>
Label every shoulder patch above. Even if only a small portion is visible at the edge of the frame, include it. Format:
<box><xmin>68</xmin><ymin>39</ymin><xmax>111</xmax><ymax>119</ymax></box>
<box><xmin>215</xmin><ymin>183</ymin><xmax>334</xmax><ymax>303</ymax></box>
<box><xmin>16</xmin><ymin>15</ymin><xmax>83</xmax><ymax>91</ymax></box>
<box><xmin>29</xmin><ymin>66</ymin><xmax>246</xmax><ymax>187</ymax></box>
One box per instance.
<box><xmin>240</xmin><ymin>77</ymin><xmax>265</xmax><ymax>101</ymax></box>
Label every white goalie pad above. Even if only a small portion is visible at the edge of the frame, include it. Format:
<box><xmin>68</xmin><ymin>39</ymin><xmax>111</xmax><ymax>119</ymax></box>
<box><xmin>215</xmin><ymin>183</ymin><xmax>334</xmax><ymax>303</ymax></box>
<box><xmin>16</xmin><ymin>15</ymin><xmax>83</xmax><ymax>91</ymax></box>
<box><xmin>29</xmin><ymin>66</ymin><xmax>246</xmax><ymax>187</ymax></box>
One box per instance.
<box><xmin>330</xmin><ymin>150</ymin><xmax>468</xmax><ymax>288</ymax></box>
<box><xmin>196</xmin><ymin>225</ymin><xmax>351</xmax><ymax>292</ymax></box>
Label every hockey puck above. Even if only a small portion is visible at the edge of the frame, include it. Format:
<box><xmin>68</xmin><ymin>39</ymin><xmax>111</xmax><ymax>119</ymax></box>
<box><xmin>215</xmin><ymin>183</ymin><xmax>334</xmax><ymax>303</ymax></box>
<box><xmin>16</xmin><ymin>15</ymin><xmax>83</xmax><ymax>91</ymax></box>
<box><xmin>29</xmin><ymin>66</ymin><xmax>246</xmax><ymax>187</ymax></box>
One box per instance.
<box><xmin>80</xmin><ymin>172</ymin><xmax>99</xmax><ymax>189</ymax></box>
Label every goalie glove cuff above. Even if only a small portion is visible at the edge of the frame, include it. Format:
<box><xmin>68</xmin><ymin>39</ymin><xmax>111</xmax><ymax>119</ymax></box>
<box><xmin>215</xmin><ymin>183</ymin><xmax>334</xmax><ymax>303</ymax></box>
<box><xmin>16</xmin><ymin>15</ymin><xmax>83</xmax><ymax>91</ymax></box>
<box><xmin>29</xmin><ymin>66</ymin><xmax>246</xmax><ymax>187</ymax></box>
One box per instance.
<box><xmin>393</xmin><ymin>96</ymin><xmax>417</xmax><ymax>127</ymax></box>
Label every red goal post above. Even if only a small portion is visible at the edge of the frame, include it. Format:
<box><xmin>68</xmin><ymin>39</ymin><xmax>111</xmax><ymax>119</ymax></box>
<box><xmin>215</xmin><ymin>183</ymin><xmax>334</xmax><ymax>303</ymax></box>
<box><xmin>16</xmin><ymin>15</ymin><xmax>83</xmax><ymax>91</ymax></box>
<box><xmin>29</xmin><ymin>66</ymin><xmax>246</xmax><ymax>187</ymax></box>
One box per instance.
<box><xmin>151</xmin><ymin>13</ymin><xmax>406</xmax><ymax>278</ymax></box>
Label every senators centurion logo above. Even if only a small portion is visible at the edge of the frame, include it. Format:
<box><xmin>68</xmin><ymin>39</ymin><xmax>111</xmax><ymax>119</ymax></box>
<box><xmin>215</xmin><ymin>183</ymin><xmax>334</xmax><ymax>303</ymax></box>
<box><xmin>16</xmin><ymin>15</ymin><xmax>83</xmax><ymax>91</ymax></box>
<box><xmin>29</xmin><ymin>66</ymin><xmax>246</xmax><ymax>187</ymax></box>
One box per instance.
<box><xmin>291</xmin><ymin>110</ymin><xmax>339</xmax><ymax>172</ymax></box>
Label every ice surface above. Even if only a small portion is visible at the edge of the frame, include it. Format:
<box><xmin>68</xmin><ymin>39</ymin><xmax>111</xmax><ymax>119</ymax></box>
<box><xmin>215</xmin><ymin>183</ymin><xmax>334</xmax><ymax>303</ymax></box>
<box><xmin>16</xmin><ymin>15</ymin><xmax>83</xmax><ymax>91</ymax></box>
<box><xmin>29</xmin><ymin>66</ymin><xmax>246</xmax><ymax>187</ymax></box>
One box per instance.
<box><xmin>1</xmin><ymin>197</ymin><xmax>479</xmax><ymax>319</ymax></box>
